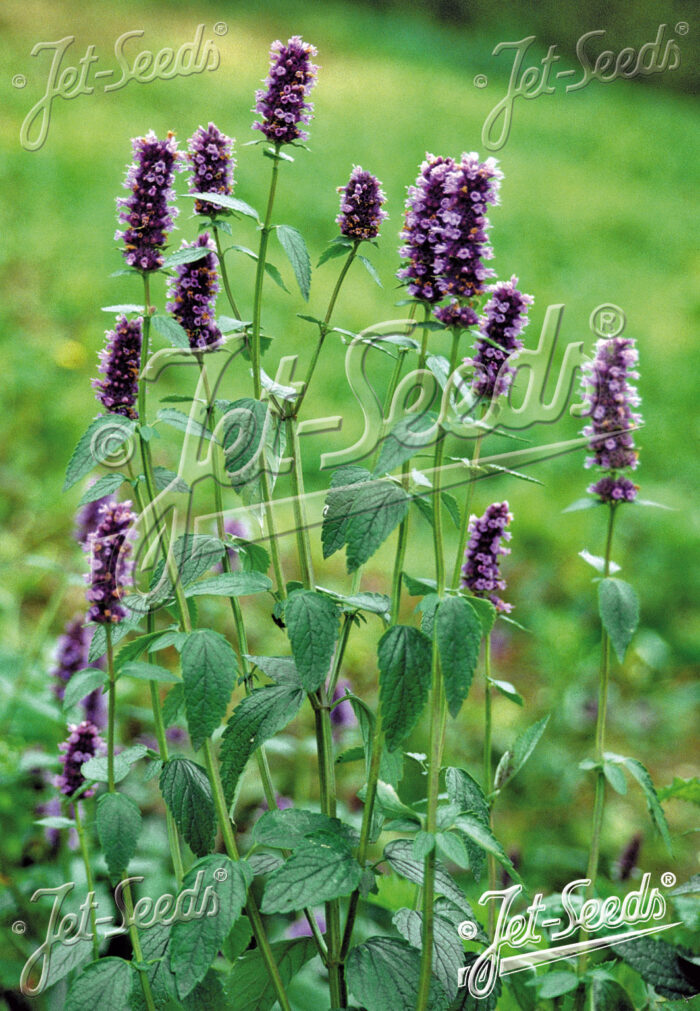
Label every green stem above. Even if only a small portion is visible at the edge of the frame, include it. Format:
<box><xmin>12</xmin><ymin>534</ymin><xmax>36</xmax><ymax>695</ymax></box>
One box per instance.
<box><xmin>451</xmin><ymin>427</ymin><xmax>484</xmax><ymax>589</ymax></box>
<box><xmin>285</xmin><ymin>415</ymin><xmax>315</xmax><ymax>588</ymax></box>
<box><xmin>578</xmin><ymin>503</ymin><xmax>617</xmax><ymax>987</ymax></box>
<box><xmin>417</xmin><ymin>327</ymin><xmax>461</xmax><ymax>1011</ymax></box>
<box><xmin>203</xmin><ymin>738</ymin><xmax>292</xmax><ymax>1011</ymax></box>
<box><xmin>120</xmin><ymin>877</ymin><xmax>157</xmax><ymax>1011</ymax></box>
<box><xmin>73</xmin><ymin>801</ymin><xmax>99</xmax><ymax>961</ymax></box>
<box><xmin>483</xmin><ymin>633</ymin><xmax>497</xmax><ymax>937</ymax></box>
<box><xmin>251</xmin><ymin>148</ymin><xmax>281</xmax><ymax>400</ymax></box>
<box><xmin>106</xmin><ymin>625</ymin><xmax>116</xmax><ymax>794</ymax></box>
<box><xmin>213</xmin><ymin>225</ymin><xmax>242</xmax><ymax>320</ymax></box>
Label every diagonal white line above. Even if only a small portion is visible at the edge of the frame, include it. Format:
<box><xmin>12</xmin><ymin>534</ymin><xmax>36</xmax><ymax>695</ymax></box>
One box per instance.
<box><xmin>500</xmin><ymin>920</ymin><xmax>683</xmax><ymax>975</ymax></box>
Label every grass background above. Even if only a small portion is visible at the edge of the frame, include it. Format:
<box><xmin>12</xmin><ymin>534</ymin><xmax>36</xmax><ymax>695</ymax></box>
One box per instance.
<box><xmin>0</xmin><ymin>0</ymin><xmax>698</xmax><ymax>1000</ymax></box>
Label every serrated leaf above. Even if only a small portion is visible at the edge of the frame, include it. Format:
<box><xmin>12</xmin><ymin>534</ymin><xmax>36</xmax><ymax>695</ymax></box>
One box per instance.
<box><xmin>159</xmin><ymin>757</ymin><xmax>216</xmax><ymax>857</ymax></box>
<box><xmin>119</xmin><ymin>660</ymin><xmax>181</xmax><ymax>683</ymax></box>
<box><xmin>461</xmin><ymin>595</ymin><xmax>497</xmax><ymax>636</ymax></box>
<box><xmin>221</xmin><ymin>398</ymin><xmax>268</xmax><ymax>489</ymax></box>
<box><xmin>157</xmin><ymin>407</ymin><xmax>213</xmax><ymax>442</ymax></box>
<box><xmin>317</xmin><ymin>586</ymin><xmax>391</xmax><ymax>619</ymax></box>
<box><xmin>181</xmin><ymin>969</ymin><xmax>226</xmax><ymax>1010</ymax></box>
<box><xmin>346</xmin><ymin>936</ymin><xmax>449</xmax><ymax>1011</ymax></box>
<box><xmin>445</xmin><ymin>768</ymin><xmax>490</xmax><ymax>881</ymax></box>
<box><xmin>317</xmin><ymin>242</ymin><xmax>351</xmax><ymax>267</ymax></box>
<box><xmin>152</xmin><ymin>315</ymin><xmax>190</xmax><ymax>348</ymax></box>
<box><xmin>77</xmin><ymin>472</ymin><xmax>126</xmax><ymax>505</ymax></box>
<box><xmin>151</xmin><ymin>467</ymin><xmax>190</xmax><ymax>494</ymax></box>
<box><xmin>184</xmin><ymin>571</ymin><xmax>272</xmax><ymax>598</ymax></box>
<box><xmin>357</xmin><ymin>253</ymin><xmax>383</xmax><ymax>287</ymax></box>
<box><xmin>96</xmin><ymin>792</ymin><xmax>142</xmax><ymax>879</ymax></box>
<box><xmin>590</xmin><ymin>977</ymin><xmax>635</xmax><ymax>1010</ymax></box>
<box><xmin>321</xmin><ymin>466</ymin><xmax>372</xmax><ymax>559</ymax></box>
<box><xmin>62</xmin><ymin>668</ymin><xmax>105</xmax><ymax>711</ymax></box>
<box><xmin>81</xmin><ymin>752</ymin><xmax>131</xmax><ymax>784</ymax></box>
<box><xmin>375</xmin><ymin>781</ymin><xmax>420</xmax><ymax>822</ymax></box>
<box><xmin>253</xmin><ymin>808</ymin><xmax>358</xmax><ymax>850</ymax></box>
<box><xmin>403</xmin><ymin>573</ymin><xmax>438</xmax><ymax>596</ymax></box>
<box><xmin>393</xmin><ymin>908</ymin><xmax>462</xmax><ymax>1000</ymax></box>
<box><xmin>488</xmin><ymin>678</ymin><xmax>523</xmax><ymax>706</ymax></box>
<box><xmin>264</xmin><ymin>261</ymin><xmax>291</xmax><ymax>293</ymax></box>
<box><xmin>603</xmin><ymin>759</ymin><xmax>628</xmax><ymax>794</ymax></box>
<box><xmin>453</xmin><ymin>815</ymin><xmax>524</xmax><ymax>886</ymax></box>
<box><xmin>436</xmin><ymin>596</ymin><xmax>481</xmax><ymax>717</ymax></box>
<box><xmin>373</xmin><ymin>412</ymin><xmax>437</xmax><ymax>476</ymax></box>
<box><xmin>181</xmin><ymin>629</ymin><xmax>238</xmax><ymax>750</ymax></box>
<box><xmin>383</xmin><ymin>839</ymin><xmax>475</xmax><ymax>914</ymax></box>
<box><xmin>150</xmin><ymin>534</ymin><xmax>225</xmax><ymax>603</ymax></box>
<box><xmin>284</xmin><ymin>589</ymin><xmax>339</xmax><ymax>692</ymax></box>
<box><xmin>189</xmin><ymin>191</ymin><xmax>260</xmax><ymax>220</ymax></box>
<box><xmin>261</xmin><ymin>833</ymin><xmax>362</xmax><ymax>913</ymax></box>
<box><xmin>246</xmin><ymin>655</ymin><xmax>300</xmax><ymax>685</ymax></box>
<box><xmin>605</xmin><ymin>753</ymin><xmax>672</xmax><ymax>853</ymax></box>
<box><xmin>115</xmin><ymin>628</ymin><xmax>173</xmax><ymax>667</ymax></box>
<box><xmin>659</xmin><ymin>777</ymin><xmax>700</xmax><ymax>806</ymax></box>
<box><xmin>66</xmin><ymin>958</ymin><xmax>135</xmax><ymax>1011</ymax></box>
<box><xmin>162</xmin><ymin>683</ymin><xmax>185</xmax><ymax>726</ymax></box>
<box><xmin>378</xmin><ymin>625</ymin><xmax>432</xmax><ymax>751</ymax></box>
<box><xmin>527</xmin><ymin>971</ymin><xmax>579</xmax><ymax>998</ymax></box>
<box><xmin>161</xmin><ymin>245</ymin><xmax>213</xmax><ymax>269</ymax></box>
<box><xmin>598</xmin><ymin>578</ymin><xmax>640</xmax><ymax>662</ymax></box>
<box><xmin>236</xmin><ymin>539</ymin><xmax>271</xmax><ymax>574</ymax></box>
<box><xmin>349</xmin><ymin>695</ymin><xmax>404</xmax><ymax>789</ymax></box>
<box><xmin>63</xmin><ymin>416</ymin><xmax>136</xmax><ymax>491</ymax></box>
<box><xmin>507</xmin><ymin>715</ymin><xmax>551</xmax><ymax>785</ymax></box>
<box><xmin>345</xmin><ymin>479</ymin><xmax>410</xmax><ymax>572</ymax></box>
<box><xmin>224</xmin><ymin>938</ymin><xmax>316</xmax><ymax>1011</ymax></box>
<box><xmin>563</xmin><ymin>496</ymin><xmax>602</xmax><ymax>512</ymax></box>
<box><xmin>611</xmin><ymin>935</ymin><xmax>700</xmax><ymax>999</ymax></box>
<box><xmin>276</xmin><ymin>224</ymin><xmax>311</xmax><ymax>301</ymax></box>
<box><xmin>220</xmin><ymin>683</ymin><xmax>304</xmax><ymax>804</ymax></box>
<box><xmin>170</xmin><ymin>856</ymin><xmax>251</xmax><ymax>998</ymax></box>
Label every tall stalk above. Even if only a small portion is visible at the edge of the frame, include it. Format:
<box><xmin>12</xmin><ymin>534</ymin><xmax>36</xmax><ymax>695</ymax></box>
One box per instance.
<box><xmin>483</xmin><ymin>632</ymin><xmax>497</xmax><ymax>935</ymax></box>
<box><xmin>213</xmin><ymin>225</ymin><xmax>242</xmax><ymax>321</ymax></box>
<box><xmin>74</xmin><ymin>801</ymin><xmax>99</xmax><ymax>961</ymax></box>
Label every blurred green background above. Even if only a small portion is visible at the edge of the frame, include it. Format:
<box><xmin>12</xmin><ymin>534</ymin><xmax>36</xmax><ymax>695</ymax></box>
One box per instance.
<box><xmin>1</xmin><ymin>0</ymin><xmax>698</xmax><ymax>1000</ymax></box>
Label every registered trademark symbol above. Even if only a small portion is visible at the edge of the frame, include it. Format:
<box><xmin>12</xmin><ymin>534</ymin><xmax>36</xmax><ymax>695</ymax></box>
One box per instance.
<box><xmin>590</xmin><ymin>303</ymin><xmax>626</xmax><ymax>338</ymax></box>
<box><xmin>12</xmin><ymin>920</ymin><xmax>26</xmax><ymax>934</ymax></box>
<box><xmin>213</xmin><ymin>867</ymin><xmax>228</xmax><ymax>881</ymax></box>
<box><xmin>12</xmin><ymin>74</ymin><xmax>26</xmax><ymax>89</ymax></box>
<box><xmin>675</xmin><ymin>22</ymin><xmax>689</xmax><ymax>35</ymax></box>
<box><xmin>661</xmin><ymin>871</ymin><xmax>676</xmax><ymax>887</ymax></box>
<box><xmin>457</xmin><ymin>920</ymin><xmax>478</xmax><ymax>940</ymax></box>
<box><xmin>473</xmin><ymin>74</ymin><xmax>488</xmax><ymax>89</ymax></box>
<box><xmin>214</xmin><ymin>22</ymin><xmax>228</xmax><ymax>36</ymax></box>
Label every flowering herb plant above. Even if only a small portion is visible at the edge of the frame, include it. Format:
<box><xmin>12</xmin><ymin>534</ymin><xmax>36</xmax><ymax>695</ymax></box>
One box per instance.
<box><xmin>6</xmin><ymin>33</ymin><xmax>698</xmax><ymax>1011</ymax></box>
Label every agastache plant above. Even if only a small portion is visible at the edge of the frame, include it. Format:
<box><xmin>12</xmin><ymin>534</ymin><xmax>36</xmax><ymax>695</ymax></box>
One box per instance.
<box><xmin>116</xmin><ymin>130</ymin><xmax>181</xmax><ymax>271</ymax></box>
<box><xmin>45</xmin><ymin>37</ymin><xmax>678</xmax><ymax>1011</ymax></box>
<box><xmin>93</xmin><ymin>315</ymin><xmax>142</xmax><ymax>418</ymax></box>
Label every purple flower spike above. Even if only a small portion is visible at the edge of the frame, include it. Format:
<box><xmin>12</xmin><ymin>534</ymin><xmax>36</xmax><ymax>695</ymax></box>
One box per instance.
<box><xmin>85</xmin><ymin>501</ymin><xmax>136</xmax><ymax>625</ymax></box>
<box><xmin>434</xmin><ymin>299</ymin><xmax>479</xmax><ymax>329</ymax></box>
<box><xmin>581</xmin><ymin>337</ymin><xmax>642</xmax><ymax>503</ymax></box>
<box><xmin>93</xmin><ymin>315</ymin><xmax>142</xmax><ymax>419</ymax></box>
<box><xmin>55</xmin><ymin>721</ymin><xmax>105</xmax><ymax>798</ymax></box>
<box><xmin>188</xmin><ymin>122</ymin><xmax>235</xmax><ymax>217</ymax></box>
<box><xmin>461</xmin><ymin>501</ymin><xmax>513</xmax><ymax>613</ymax></box>
<box><xmin>51</xmin><ymin>618</ymin><xmax>90</xmax><ymax>702</ymax></box>
<box><xmin>117</xmin><ymin>130</ymin><xmax>182</xmax><ymax>271</ymax></box>
<box><xmin>253</xmin><ymin>36</ymin><xmax>319</xmax><ymax>145</ymax></box>
<box><xmin>166</xmin><ymin>234</ymin><xmax>222</xmax><ymax>350</ymax></box>
<box><xmin>336</xmin><ymin>167</ymin><xmax>388</xmax><ymax>242</ymax></box>
<box><xmin>467</xmin><ymin>276</ymin><xmax>533</xmax><ymax>399</ymax></box>
<box><xmin>398</xmin><ymin>154</ymin><xmax>457</xmax><ymax>304</ymax></box>
<box><xmin>75</xmin><ymin>483</ymin><xmax>117</xmax><ymax>546</ymax></box>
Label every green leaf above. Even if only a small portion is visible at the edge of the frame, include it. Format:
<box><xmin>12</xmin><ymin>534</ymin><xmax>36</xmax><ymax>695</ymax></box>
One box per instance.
<box><xmin>563</xmin><ymin>496</ymin><xmax>601</xmax><ymax>512</ymax></box>
<box><xmin>220</xmin><ymin>682</ymin><xmax>305</xmax><ymax>803</ymax></box>
<box><xmin>349</xmin><ymin>695</ymin><xmax>404</xmax><ymax>788</ymax></box>
<box><xmin>598</xmin><ymin>577</ymin><xmax>640</xmax><ymax>662</ymax></box>
<box><xmin>35</xmin><ymin>815</ymin><xmax>75</xmax><ymax>829</ymax></box>
<box><xmin>184</xmin><ymin>571</ymin><xmax>272</xmax><ymax>598</ymax></box>
<box><xmin>77</xmin><ymin>472</ymin><xmax>126</xmax><ymax>505</ymax></box>
<box><xmin>222</xmin><ymin>398</ymin><xmax>268</xmax><ymax>489</ymax></box>
<box><xmin>181</xmin><ymin>970</ymin><xmax>226</xmax><ymax>1010</ymax></box>
<box><xmin>62</xmin><ymin>668</ymin><xmax>105</xmax><ymax>711</ymax></box>
<box><xmin>393</xmin><ymin>908</ymin><xmax>463</xmax><ymax>1000</ymax></box>
<box><xmin>450</xmin><ymin>953</ymin><xmax>503</xmax><ymax>1009</ymax></box>
<box><xmin>579</xmin><ymin>549</ymin><xmax>621</xmax><ymax>574</ymax></box>
<box><xmin>436</xmin><ymin>596</ymin><xmax>481</xmax><ymax>717</ymax></box>
<box><xmin>605</xmin><ymin>752</ymin><xmax>673</xmax><ymax>854</ymax></box>
<box><xmin>403</xmin><ymin>573</ymin><xmax>437</xmax><ymax>597</ymax></box>
<box><xmin>161</xmin><ymin>245</ymin><xmax>212</xmax><ymax>268</ymax></box>
<box><xmin>375</xmin><ymin>781</ymin><xmax>420</xmax><ymax>823</ymax></box>
<box><xmin>603</xmin><ymin>759</ymin><xmax>628</xmax><ymax>794</ymax></box>
<box><xmin>321</xmin><ymin>465</ymin><xmax>372</xmax><ymax>559</ymax></box>
<box><xmin>189</xmin><ymin>191</ymin><xmax>260</xmax><ymax>221</ymax></box>
<box><xmin>436</xmin><ymin>831</ymin><xmax>472</xmax><ymax>869</ymax></box>
<box><xmin>253</xmin><ymin>808</ymin><xmax>358</xmax><ymax>850</ymax></box>
<box><xmin>284</xmin><ymin>589</ymin><xmax>339</xmax><ymax>692</ymax></box>
<box><xmin>96</xmin><ymin>792</ymin><xmax>142</xmax><ymax>879</ymax></box>
<box><xmin>383</xmin><ymin>838</ymin><xmax>473</xmax><ymax>912</ymax></box>
<box><xmin>373</xmin><ymin>412</ymin><xmax>437</xmax><ymax>476</ymax></box>
<box><xmin>81</xmin><ymin>752</ymin><xmax>131</xmax><ymax>784</ymax></box>
<box><xmin>378</xmin><ymin>625</ymin><xmax>432</xmax><ymax>751</ymax></box>
<box><xmin>66</xmin><ymin>958</ymin><xmax>135</xmax><ymax>1011</ymax></box>
<box><xmin>346</xmin><ymin>936</ymin><xmax>449</xmax><ymax>1011</ymax></box>
<box><xmin>224</xmin><ymin>938</ymin><xmax>317</xmax><ymax>1011</ymax></box>
<box><xmin>658</xmin><ymin>776</ymin><xmax>700</xmax><ymax>806</ymax></box>
<box><xmin>454</xmin><ymin>814</ymin><xmax>524</xmax><ymax>885</ymax></box>
<box><xmin>264</xmin><ymin>261</ymin><xmax>291</xmax><ymax>293</ymax></box>
<box><xmin>461</xmin><ymin>595</ymin><xmax>497</xmax><ymax>636</ymax></box>
<box><xmin>181</xmin><ymin>629</ymin><xmax>238</xmax><ymax>750</ymax></box>
<box><xmin>223</xmin><ymin>915</ymin><xmax>253</xmax><ymax>961</ymax></box>
<box><xmin>63</xmin><ymin>416</ymin><xmax>136</xmax><ymax>491</ymax></box>
<box><xmin>317</xmin><ymin>241</ymin><xmax>352</xmax><ymax>267</ymax></box>
<box><xmin>411</xmin><ymin>830</ymin><xmax>436</xmax><ymax>860</ymax></box>
<box><xmin>317</xmin><ymin>586</ymin><xmax>391</xmax><ymax>619</ymax></box>
<box><xmin>357</xmin><ymin>253</ymin><xmax>383</xmax><ymax>287</ymax></box>
<box><xmin>276</xmin><ymin>224</ymin><xmax>311</xmax><ymax>301</ymax></box>
<box><xmin>157</xmin><ymin>407</ymin><xmax>213</xmax><ymax>442</ymax></box>
<box><xmin>90</xmin><ymin>619</ymin><xmax>144</xmax><ymax>666</ymax></box>
<box><xmin>150</xmin><ymin>534</ymin><xmax>224</xmax><ymax>604</ymax></box>
<box><xmin>246</xmin><ymin>655</ymin><xmax>300</xmax><ymax>685</ymax></box>
<box><xmin>151</xmin><ymin>467</ymin><xmax>190</xmax><ymax>495</ymax></box>
<box><xmin>160</xmin><ymin>757</ymin><xmax>216</xmax><ymax>857</ymax></box>
<box><xmin>237</xmin><ymin>539</ymin><xmax>271</xmax><ymax>574</ymax></box>
<box><xmin>119</xmin><ymin>660</ymin><xmax>181</xmax><ymax>683</ymax></box>
<box><xmin>590</xmin><ymin>977</ymin><xmax>635</xmax><ymax>1010</ymax></box>
<box><xmin>261</xmin><ymin>832</ymin><xmax>362</xmax><ymax>913</ymax></box>
<box><xmin>488</xmin><ymin>678</ymin><xmax>523</xmax><ymax>706</ymax></box>
<box><xmin>170</xmin><ymin>855</ymin><xmax>252</xmax><ymax>998</ymax></box>
<box><xmin>501</xmin><ymin>715</ymin><xmax>551</xmax><ymax>787</ymax></box>
<box><xmin>528</xmin><ymin>971</ymin><xmax>579</xmax><ymax>998</ymax></box>
<box><xmin>162</xmin><ymin>683</ymin><xmax>185</xmax><ymax>727</ymax></box>
<box><xmin>115</xmin><ymin>628</ymin><xmax>176</xmax><ymax>667</ymax></box>
<box><xmin>151</xmin><ymin>314</ymin><xmax>190</xmax><ymax>348</ymax></box>
<box><xmin>611</xmin><ymin>935</ymin><xmax>700</xmax><ymax>999</ymax></box>
<box><xmin>345</xmin><ymin>479</ymin><xmax>411</xmax><ymax>572</ymax></box>
<box><xmin>445</xmin><ymin>768</ymin><xmax>490</xmax><ymax>881</ymax></box>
